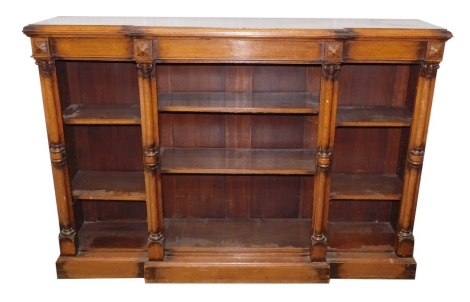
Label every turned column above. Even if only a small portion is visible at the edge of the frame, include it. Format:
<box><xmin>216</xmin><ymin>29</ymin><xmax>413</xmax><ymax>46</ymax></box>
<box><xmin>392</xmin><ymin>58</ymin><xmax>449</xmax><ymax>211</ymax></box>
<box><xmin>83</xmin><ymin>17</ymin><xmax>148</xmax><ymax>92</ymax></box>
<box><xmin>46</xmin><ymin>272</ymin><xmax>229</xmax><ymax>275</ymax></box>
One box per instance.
<box><xmin>135</xmin><ymin>40</ymin><xmax>164</xmax><ymax>260</ymax></box>
<box><xmin>311</xmin><ymin>43</ymin><xmax>342</xmax><ymax>261</ymax></box>
<box><xmin>395</xmin><ymin>41</ymin><xmax>445</xmax><ymax>257</ymax></box>
<box><xmin>31</xmin><ymin>38</ymin><xmax>77</xmax><ymax>255</ymax></box>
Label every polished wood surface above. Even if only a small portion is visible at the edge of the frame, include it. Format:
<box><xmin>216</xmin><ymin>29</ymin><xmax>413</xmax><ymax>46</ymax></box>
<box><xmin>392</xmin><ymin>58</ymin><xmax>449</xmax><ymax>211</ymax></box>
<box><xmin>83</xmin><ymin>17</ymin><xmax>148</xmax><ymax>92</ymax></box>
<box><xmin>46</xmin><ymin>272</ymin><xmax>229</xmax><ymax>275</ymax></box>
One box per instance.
<box><xmin>328</xmin><ymin>252</ymin><xmax>416</xmax><ymax>279</ymax></box>
<box><xmin>158</xmin><ymin>92</ymin><xmax>319</xmax><ymax>114</ymax></box>
<box><xmin>145</xmin><ymin>255</ymin><xmax>330</xmax><ymax>283</ymax></box>
<box><xmin>327</xmin><ymin>222</ymin><xmax>395</xmax><ymax>252</ymax></box>
<box><xmin>71</xmin><ymin>171</ymin><xmax>145</xmax><ymax>201</ymax></box>
<box><xmin>164</xmin><ymin>218</ymin><xmax>310</xmax><ymax>249</ymax></box>
<box><xmin>29</xmin><ymin>17</ymin><xmax>445</xmax><ymax>29</ymax></box>
<box><xmin>161</xmin><ymin>148</ymin><xmax>316</xmax><ymax>175</ymax></box>
<box><xmin>78</xmin><ymin>221</ymin><xmax>147</xmax><ymax>251</ymax></box>
<box><xmin>63</xmin><ymin>104</ymin><xmax>141</xmax><ymax>125</ymax></box>
<box><xmin>24</xmin><ymin>17</ymin><xmax>451</xmax><ymax>42</ymax></box>
<box><xmin>24</xmin><ymin>16</ymin><xmax>451</xmax><ymax>282</ymax></box>
<box><xmin>330</xmin><ymin>173</ymin><xmax>402</xmax><ymax>200</ymax></box>
<box><xmin>336</xmin><ymin>106</ymin><xmax>412</xmax><ymax>127</ymax></box>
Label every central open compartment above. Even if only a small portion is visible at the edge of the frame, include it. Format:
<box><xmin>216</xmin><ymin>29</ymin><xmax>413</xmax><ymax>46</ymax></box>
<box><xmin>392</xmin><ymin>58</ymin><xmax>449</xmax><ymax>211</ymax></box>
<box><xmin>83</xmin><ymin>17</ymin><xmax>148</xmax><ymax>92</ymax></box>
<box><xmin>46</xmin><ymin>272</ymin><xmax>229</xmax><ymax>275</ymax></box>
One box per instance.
<box><xmin>156</xmin><ymin>63</ymin><xmax>320</xmax><ymax>251</ymax></box>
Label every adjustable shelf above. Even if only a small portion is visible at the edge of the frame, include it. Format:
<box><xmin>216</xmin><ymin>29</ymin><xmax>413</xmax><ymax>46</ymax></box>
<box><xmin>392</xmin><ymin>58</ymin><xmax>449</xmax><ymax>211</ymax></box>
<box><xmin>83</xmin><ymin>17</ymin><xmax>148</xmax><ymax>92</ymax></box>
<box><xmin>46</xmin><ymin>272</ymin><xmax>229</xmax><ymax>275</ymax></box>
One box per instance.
<box><xmin>71</xmin><ymin>171</ymin><xmax>146</xmax><ymax>201</ymax></box>
<box><xmin>63</xmin><ymin>104</ymin><xmax>141</xmax><ymax>125</ymax></box>
<box><xmin>336</xmin><ymin>106</ymin><xmax>412</xmax><ymax>127</ymax></box>
<box><xmin>330</xmin><ymin>173</ymin><xmax>403</xmax><ymax>200</ymax></box>
<box><xmin>158</xmin><ymin>92</ymin><xmax>319</xmax><ymax>114</ymax></box>
<box><xmin>160</xmin><ymin>148</ymin><xmax>316</xmax><ymax>175</ymax></box>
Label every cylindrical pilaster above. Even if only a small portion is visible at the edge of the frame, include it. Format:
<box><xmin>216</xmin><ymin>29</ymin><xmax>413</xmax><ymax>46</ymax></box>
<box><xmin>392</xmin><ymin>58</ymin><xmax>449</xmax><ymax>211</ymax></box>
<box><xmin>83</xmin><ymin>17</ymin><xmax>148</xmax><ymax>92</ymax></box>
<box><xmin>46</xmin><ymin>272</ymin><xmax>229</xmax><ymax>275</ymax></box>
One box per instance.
<box><xmin>395</xmin><ymin>61</ymin><xmax>439</xmax><ymax>257</ymax></box>
<box><xmin>135</xmin><ymin>39</ymin><xmax>164</xmax><ymax>261</ymax></box>
<box><xmin>33</xmin><ymin>37</ymin><xmax>77</xmax><ymax>255</ymax></box>
<box><xmin>311</xmin><ymin>63</ymin><xmax>340</xmax><ymax>261</ymax></box>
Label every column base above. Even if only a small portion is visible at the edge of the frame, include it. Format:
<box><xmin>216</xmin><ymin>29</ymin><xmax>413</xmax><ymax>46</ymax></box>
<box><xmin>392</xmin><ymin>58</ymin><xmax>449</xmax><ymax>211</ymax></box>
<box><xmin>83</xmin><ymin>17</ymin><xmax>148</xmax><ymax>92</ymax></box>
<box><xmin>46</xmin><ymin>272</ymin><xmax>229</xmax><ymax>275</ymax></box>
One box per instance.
<box><xmin>395</xmin><ymin>232</ymin><xmax>415</xmax><ymax>257</ymax></box>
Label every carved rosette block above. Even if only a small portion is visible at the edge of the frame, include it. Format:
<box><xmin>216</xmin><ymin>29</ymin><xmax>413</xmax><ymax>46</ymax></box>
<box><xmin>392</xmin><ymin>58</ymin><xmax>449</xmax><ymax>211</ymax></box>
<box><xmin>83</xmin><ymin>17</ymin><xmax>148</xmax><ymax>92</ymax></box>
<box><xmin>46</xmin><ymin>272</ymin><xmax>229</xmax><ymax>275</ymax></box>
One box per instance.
<box><xmin>324</xmin><ymin>42</ymin><xmax>343</xmax><ymax>62</ymax></box>
<box><xmin>50</xmin><ymin>143</ymin><xmax>66</xmax><ymax>166</ymax></box>
<box><xmin>426</xmin><ymin>41</ymin><xmax>445</xmax><ymax>61</ymax></box>
<box><xmin>31</xmin><ymin>38</ymin><xmax>50</xmax><ymax>58</ymax></box>
<box><xmin>36</xmin><ymin>60</ymin><xmax>54</xmax><ymax>77</ymax></box>
<box><xmin>148</xmin><ymin>232</ymin><xmax>165</xmax><ymax>261</ymax></box>
<box><xmin>420</xmin><ymin>62</ymin><xmax>439</xmax><ymax>78</ymax></box>
<box><xmin>322</xmin><ymin>64</ymin><xmax>340</xmax><ymax>80</ymax></box>
<box><xmin>59</xmin><ymin>227</ymin><xmax>78</xmax><ymax>256</ymax></box>
<box><xmin>144</xmin><ymin>147</ymin><xmax>159</xmax><ymax>170</ymax></box>
<box><xmin>134</xmin><ymin>39</ymin><xmax>154</xmax><ymax>60</ymax></box>
<box><xmin>316</xmin><ymin>149</ymin><xmax>332</xmax><ymax>170</ymax></box>
<box><xmin>137</xmin><ymin>63</ymin><xmax>154</xmax><ymax>78</ymax></box>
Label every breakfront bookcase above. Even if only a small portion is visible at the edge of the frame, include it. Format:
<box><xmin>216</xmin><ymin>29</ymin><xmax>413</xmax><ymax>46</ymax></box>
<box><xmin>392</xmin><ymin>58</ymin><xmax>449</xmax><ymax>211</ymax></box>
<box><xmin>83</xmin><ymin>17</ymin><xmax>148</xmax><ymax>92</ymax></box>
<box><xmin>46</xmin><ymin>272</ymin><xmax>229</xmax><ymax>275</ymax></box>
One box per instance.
<box><xmin>23</xmin><ymin>17</ymin><xmax>451</xmax><ymax>282</ymax></box>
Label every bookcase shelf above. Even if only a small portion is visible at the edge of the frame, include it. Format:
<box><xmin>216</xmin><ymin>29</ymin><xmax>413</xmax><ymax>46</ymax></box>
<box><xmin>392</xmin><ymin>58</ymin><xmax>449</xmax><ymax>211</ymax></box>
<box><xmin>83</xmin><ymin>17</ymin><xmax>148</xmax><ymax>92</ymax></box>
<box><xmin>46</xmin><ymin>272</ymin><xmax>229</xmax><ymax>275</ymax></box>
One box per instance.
<box><xmin>71</xmin><ymin>171</ymin><xmax>146</xmax><ymax>201</ymax></box>
<box><xmin>330</xmin><ymin>173</ymin><xmax>402</xmax><ymax>200</ymax></box>
<box><xmin>160</xmin><ymin>148</ymin><xmax>316</xmax><ymax>175</ymax></box>
<box><xmin>63</xmin><ymin>104</ymin><xmax>141</xmax><ymax>125</ymax></box>
<box><xmin>158</xmin><ymin>92</ymin><xmax>319</xmax><ymax>114</ymax></box>
<box><xmin>336</xmin><ymin>106</ymin><xmax>412</xmax><ymax>127</ymax></box>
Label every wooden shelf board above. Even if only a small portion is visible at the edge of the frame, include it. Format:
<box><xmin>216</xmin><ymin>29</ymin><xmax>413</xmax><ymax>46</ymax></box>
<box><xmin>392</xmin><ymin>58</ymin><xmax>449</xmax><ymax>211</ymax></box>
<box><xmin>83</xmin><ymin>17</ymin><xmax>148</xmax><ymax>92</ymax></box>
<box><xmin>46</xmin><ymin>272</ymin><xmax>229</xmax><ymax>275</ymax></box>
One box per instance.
<box><xmin>57</xmin><ymin>250</ymin><xmax>147</xmax><ymax>278</ymax></box>
<box><xmin>328</xmin><ymin>252</ymin><xmax>416</xmax><ymax>279</ymax></box>
<box><xmin>158</xmin><ymin>92</ymin><xmax>319</xmax><ymax>114</ymax></box>
<box><xmin>330</xmin><ymin>173</ymin><xmax>402</xmax><ymax>200</ymax></box>
<box><xmin>161</xmin><ymin>148</ymin><xmax>316</xmax><ymax>175</ymax></box>
<box><xmin>164</xmin><ymin>218</ymin><xmax>310</xmax><ymax>250</ymax></box>
<box><xmin>63</xmin><ymin>104</ymin><xmax>141</xmax><ymax>125</ymax></box>
<box><xmin>336</xmin><ymin>106</ymin><xmax>412</xmax><ymax>127</ymax></box>
<box><xmin>145</xmin><ymin>255</ymin><xmax>329</xmax><ymax>283</ymax></box>
<box><xmin>327</xmin><ymin>222</ymin><xmax>395</xmax><ymax>252</ymax></box>
<box><xmin>78</xmin><ymin>221</ymin><xmax>148</xmax><ymax>252</ymax></box>
<box><xmin>72</xmin><ymin>171</ymin><xmax>146</xmax><ymax>201</ymax></box>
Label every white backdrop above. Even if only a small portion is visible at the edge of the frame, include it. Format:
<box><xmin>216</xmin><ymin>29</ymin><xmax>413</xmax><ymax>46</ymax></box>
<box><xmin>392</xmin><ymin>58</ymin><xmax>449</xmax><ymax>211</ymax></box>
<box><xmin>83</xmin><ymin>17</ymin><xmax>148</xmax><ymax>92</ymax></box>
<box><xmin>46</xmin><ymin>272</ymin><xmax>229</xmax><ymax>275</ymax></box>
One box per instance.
<box><xmin>1</xmin><ymin>1</ymin><xmax>468</xmax><ymax>301</ymax></box>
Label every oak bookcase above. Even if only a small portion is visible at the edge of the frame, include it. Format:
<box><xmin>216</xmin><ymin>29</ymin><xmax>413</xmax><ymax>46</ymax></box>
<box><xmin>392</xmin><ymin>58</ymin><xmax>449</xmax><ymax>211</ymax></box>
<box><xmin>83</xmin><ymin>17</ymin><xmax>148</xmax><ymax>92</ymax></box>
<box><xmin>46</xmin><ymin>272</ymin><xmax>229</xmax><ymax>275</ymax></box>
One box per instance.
<box><xmin>23</xmin><ymin>17</ymin><xmax>452</xmax><ymax>282</ymax></box>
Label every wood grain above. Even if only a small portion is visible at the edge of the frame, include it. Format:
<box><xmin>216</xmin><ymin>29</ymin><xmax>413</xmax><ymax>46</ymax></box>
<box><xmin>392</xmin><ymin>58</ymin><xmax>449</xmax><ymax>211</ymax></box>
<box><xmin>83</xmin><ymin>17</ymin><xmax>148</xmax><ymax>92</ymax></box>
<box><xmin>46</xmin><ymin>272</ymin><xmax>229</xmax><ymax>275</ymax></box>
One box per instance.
<box><xmin>156</xmin><ymin>38</ymin><xmax>322</xmax><ymax>63</ymax></box>
<box><xmin>328</xmin><ymin>252</ymin><xmax>416</xmax><ymax>279</ymax></box>
<box><xmin>72</xmin><ymin>125</ymin><xmax>143</xmax><ymax>171</ymax></box>
<box><xmin>78</xmin><ymin>221</ymin><xmax>147</xmax><ymax>251</ymax></box>
<box><xmin>51</xmin><ymin>37</ymin><xmax>134</xmax><ymax>60</ymax></box>
<box><xmin>164</xmin><ymin>218</ymin><xmax>310</xmax><ymax>249</ymax></box>
<box><xmin>72</xmin><ymin>171</ymin><xmax>146</xmax><ymax>201</ymax></box>
<box><xmin>332</xmin><ymin>128</ymin><xmax>389</xmax><ymax>173</ymax></box>
<box><xmin>59</xmin><ymin>61</ymin><xmax>139</xmax><ymax>105</ymax></box>
<box><xmin>145</xmin><ymin>255</ymin><xmax>329</xmax><ymax>283</ymax></box>
<box><xmin>344</xmin><ymin>41</ymin><xmax>426</xmax><ymax>62</ymax></box>
<box><xmin>327</xmin><ymin>222</ymin><xmax>395</xmax><ymax>252</ymax></box>
<box><xmin>336</xmin><ymin>106</ymin><xmax>412</xmax><ymax>127</ymax></box>
<box><xmin>63</xmin><ymin>104</ymin><xmax>141</xmax><ymax>125</ymax></box>
<box><xmin>160</xmin><ymin>148</ymin><xmax>316</xmax><ymax>175</ymax></box>
<box><xmin>57</xmin><ymin>251</ymin><xmax>147</xmax><ymax>278</ymax></box>
<box><xmin>330</xmin><ymin>173</ymin><xmax>402</xmax><ymax>200</ymax></box>
<box><xmin>158</xmin><ymin>92</ymin><xmax>319</xmax><ymax>114</ymax></box>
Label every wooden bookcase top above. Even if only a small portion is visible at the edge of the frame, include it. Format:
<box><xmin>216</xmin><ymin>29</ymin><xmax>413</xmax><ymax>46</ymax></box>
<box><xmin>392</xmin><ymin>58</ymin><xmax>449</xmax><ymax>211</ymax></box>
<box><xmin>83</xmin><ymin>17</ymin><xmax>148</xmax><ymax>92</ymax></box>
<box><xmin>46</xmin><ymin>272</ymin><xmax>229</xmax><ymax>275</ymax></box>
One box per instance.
<box><xmin>23</xmin><ymin>17</ymin><xmax>452</xmax><ymax>40</ymax></box>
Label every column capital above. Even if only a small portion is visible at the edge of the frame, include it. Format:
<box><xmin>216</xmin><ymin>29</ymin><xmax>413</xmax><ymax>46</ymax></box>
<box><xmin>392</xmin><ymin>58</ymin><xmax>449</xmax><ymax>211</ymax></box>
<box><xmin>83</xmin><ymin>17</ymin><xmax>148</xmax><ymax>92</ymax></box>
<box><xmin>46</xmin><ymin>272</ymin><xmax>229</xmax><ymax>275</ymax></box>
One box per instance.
<box><xmin>322</xmin><ymin>63</ymin><xmax>341</xmax><ymax>80</ymax></box>
<box><xmin>420</xmin><ymin>62</ymin><xmax>439</xmax><ymax>78</ymax></box>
